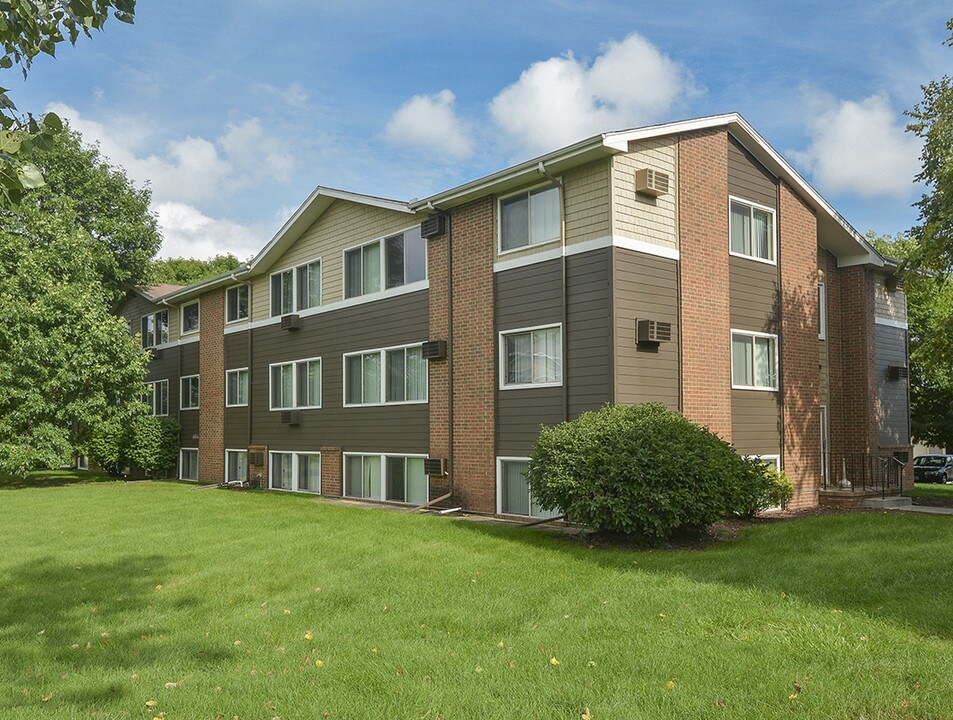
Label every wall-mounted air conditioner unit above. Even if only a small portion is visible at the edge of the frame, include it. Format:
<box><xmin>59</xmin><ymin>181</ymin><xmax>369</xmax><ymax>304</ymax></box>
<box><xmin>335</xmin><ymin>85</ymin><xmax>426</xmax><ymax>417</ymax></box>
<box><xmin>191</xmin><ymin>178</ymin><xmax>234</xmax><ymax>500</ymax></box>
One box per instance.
<box><xmin>421</xmin><ymin>340</ymin><xmax>447</xmax><ymax>360</ymax></box>
<box><xmin>280</xmin><ymin>314</ymin><xmax>300</xmax><ymax>330</ymax></box>
<box><xmin>280</xmin><ymin>410</ymin><xmax>301</xmax><ymax>426</ymax></box>
<box><xmin>420</xmin><ymin>215</ymin><xmax>447</xmax><ymax>238</ymax></box>
<box><xmin>887</xmin><ymin>366</ymin><xmax>909</xmax><ymax>381</ymax></box>
<box><xmin>635</xmin><ymin>168</ymin><xmax>670</xmax><ymax>197</ymax></box>
<box><xmin>424</xmin><ymin>458</ymin><xmax>447</xmax><ymax>476</ymax></box>
<box><xmin>637</xmin><ymin>319</ymin><xmax>672</xmax><ymax>344</ymax></box>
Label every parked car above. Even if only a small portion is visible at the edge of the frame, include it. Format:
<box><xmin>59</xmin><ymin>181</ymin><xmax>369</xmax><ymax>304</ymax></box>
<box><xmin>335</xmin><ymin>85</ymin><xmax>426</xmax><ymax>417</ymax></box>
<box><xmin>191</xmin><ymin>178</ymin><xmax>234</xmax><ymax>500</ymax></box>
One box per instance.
<box><xmin>913</xmin><ymin>455</ymin><xmax>953</xmax><ymax>483</ymax></box>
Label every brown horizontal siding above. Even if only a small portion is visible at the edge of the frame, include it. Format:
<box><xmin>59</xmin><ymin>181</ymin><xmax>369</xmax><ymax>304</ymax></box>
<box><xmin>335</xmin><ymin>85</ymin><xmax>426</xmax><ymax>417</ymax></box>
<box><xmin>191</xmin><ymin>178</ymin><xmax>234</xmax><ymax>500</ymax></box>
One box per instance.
<box><xmin>180</xmin><ymin>342</ymin><xmax>200</xmax><ymax>376</ymax></box>
<box><xmin>875</xmin><ymin>324</ymin><xmax>909</xmax><ymax>446</ymax></box>
<box><xmin>728</xmin><ymin>134</ymin><xmax>777</xmax><ymax>208</ymax></box>
<box><xmin>729</xmin><ymin>257</ymin><xmax>779</xmax><ymax>334</ymax></box>
<box><xmin>731</xmin><ymin>390</ymin><xmax>781</xmax><ymax>456</ymax></box>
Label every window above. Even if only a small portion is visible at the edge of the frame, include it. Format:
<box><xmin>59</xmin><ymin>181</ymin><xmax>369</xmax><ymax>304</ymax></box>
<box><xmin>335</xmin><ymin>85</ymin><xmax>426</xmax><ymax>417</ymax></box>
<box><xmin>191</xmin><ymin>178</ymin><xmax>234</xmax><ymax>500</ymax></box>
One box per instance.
<box><xmin>76</xmin><ymin>455</ymin><xmax>88</xmax><ymax>471</ymax></box>
<box><xmin>181</xmin><ymin>301</ymin><xmax>200</xmax><ymax>334</ymax></box>
<box><xmin>145</xmin><ymin>380</ymin><xmax>169</xmax><ymax>416</ymax></box>
<box><xmin>269</xmin><ymin>451</ymin><xmax>321</xmax><ymax>493</ymax></box>
<box><xmin>731</xmin><ymin>331</ymin><xmax>778</xmax><ymax>390</ymax></box>
<box><xmin>729</xmin><ymin>198</ymin><xmax>775</xmax><ymax>263</ymax></box>
<box><xmin>499</xmin><ymin>183</ymin><xmax>560</xmax><ymax>252</ymax></box>
<box><xmin>344</xmin><ymin>453</ymin><xmax>427</xmax><ymax>504</ymax></box>
<box><xmin>818</xmin><ymin>281</ymin><xmax>827</xmax><ymax>340</ymax></box>
<box><xmin>344</xmin><ymin>227</ymin><xmax>426</xmax><ymax>299</ymax></box>
<box><xmin>271</xmin><ymin>259</ymin><xmax>323</xmax><ymax>316</ymax></box>
<box><xmin>180</xmin><ymin>448</ymin><xmax>199</xmax><ymax>481</ymax></box>
<box><xmin>226</xmin><ymin>450</ymin><xmax>247</xmax><ymax>484</ymax></box>
<box><xmin>180</xmin><ymin>375</ymin><xmax>200</xmax><ymax>409</ymax></box>
<box><xmin>140</xmin><ymin>310</ymin><xmax>169</xmax><ymax>348</ymax></box>
<box><xmin>226</xmin><ymin>368</ymin><xmax>249</xmax><ymax>407</ymax></box>
<box><xmin>344</xmin><ymin>344</ymin><xmax>427</xmax><ymax>405</ymax></box>
<box><xmin>269</xmin><ymin>358</ymin><xmax>322</xmax><ymax>410</ymax></box>
<box><xmin>497</xmin><ymin>458</ymin><xmax>560</xmax><ymax>518</ymax></box>
<box><xmin>500</xmin><ymin>324</ymin><xmax>562</xmax><ymax>389</ymax></box>
<box><xmin>226</xmin><ymin>285</ymin><xmax>248</xmax><ymax>323</ymax></box>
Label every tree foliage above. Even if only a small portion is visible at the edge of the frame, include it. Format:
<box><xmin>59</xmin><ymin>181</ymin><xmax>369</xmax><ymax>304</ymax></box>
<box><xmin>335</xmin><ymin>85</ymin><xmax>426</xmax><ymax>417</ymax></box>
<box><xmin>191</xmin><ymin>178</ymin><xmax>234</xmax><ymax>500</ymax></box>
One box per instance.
<box><xmin>125</xmin><ymin>416</ymin><xmax>180</xmax><ymax>478</ymax></box>
<box><xmin>150</xmin><ymin>254</ymin><xmax>242</xmax><ymax>286</ymax></box>
<box><xmin>0</xmin><ymin>0</ymin><xmax>136</xmax><ymax>208</ymax></box>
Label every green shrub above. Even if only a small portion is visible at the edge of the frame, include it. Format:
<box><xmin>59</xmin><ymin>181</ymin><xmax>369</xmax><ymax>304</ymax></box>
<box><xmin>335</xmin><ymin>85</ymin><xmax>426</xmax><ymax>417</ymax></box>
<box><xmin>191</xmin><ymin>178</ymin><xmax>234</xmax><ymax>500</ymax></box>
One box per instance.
<box><xmin>526</xmin><ymin>403</ymin><xmax>757</xmax><ymax>541</ymax></box>
<box><xmin>88</xmin><ymin>416</ymin><xmax>131</xmax><ymax>476</ymax></box>
<box><xmin>729</xmin><ymin>459</ymin><xmax>795</xmax><ymax>517</ymax></box>
<box><xmin>126</xmin><ymin>416</ymin><xmax>179</xmax><ymax>477</ymax></box>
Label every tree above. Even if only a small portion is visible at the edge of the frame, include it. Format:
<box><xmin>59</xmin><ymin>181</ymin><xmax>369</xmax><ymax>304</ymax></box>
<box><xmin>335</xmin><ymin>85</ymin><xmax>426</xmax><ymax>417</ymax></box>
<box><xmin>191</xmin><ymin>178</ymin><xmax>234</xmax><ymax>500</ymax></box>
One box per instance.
<box><xmin>0</xmin><ymin>1</ymin><xmax>136</xmax><ymax>208</ymax></box>
<box><xmin>150</xmin><ymin>254</ymin><xmax>243</xmax><ymax>286</ymax></box>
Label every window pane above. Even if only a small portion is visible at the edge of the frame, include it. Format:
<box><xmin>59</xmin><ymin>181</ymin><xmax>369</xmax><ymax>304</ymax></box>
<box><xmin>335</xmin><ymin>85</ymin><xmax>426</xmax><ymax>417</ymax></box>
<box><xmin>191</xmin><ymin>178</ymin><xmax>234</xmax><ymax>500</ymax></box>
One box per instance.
<box><xmin>500</xmin><ymin>194</ymin><xmax>529</xmax><ymax>251</ymax></box>
<box><xmin>406</xmin><ymin>457</ymin><xmax>428</xmax><ymax>504</ymax></box>
<box><xmin>730</xmin><ymin>202</ymin><xmax>750</xmax><ymax>255</ymax></box>
<box><xmin>227</xmin><ymin>287</ymin><xmax>237</xmax><ymax>322</ymax></box>
<box><xmin>732</xmin><ymin>335</ymin><xmax>753</xmax><ymax>386</ymax></box>
<box><xmin>298</xmin><ymin>359</ymin><xmax>321</xmax><ymax>407</ymax></box>
<box><xmin>345</xmin><ymin>355</ymin><xmax>363</xmax><ymax>404</ymax></box>
<box><xmin>182</xmin><ymin>450</ymin><xmax>198</xmax><ymax>480</ymax></box>
<box><xmin>363</xmin><ymin>242</ymin><xmax>381</xmax><ymax>294</ymax></box>
<box><xmin>227</xmin><ymin>451</ymin><xmax>247</xmax><ymax>483</ymax></box>
<box><xmin>403</xmin><ymin>226</ymin><xmax>427</xmax><ymax>284</ymax></box>
<box><xmin>529</xmin><ymin>185</ymin><xmax>560</xmax><ymax>245</ymax></box>
<box><xmin>754</xmin><ymin>336</ymin><xmax>775</xmax><ymax>388</ymax></box>
<box><xmin>502</xmin><ymin>460</ymin><xmax>530</xmax><ymax>515</ymax></box>
<box><xmin>386</xmin><ymin>349</ymin><xmax>405</xmax><ymax>402</ymax></box>
<box><xmin>227</xmin><ymin>372</ymin><xmax>237</xmax><ymax>405</ymax></box>
<box><xmin>145</xmin><ymin>383</ymin><xmax>156</xmax><ymax>415</ymax></box>
<box><xmin>238</xmin><ymin>285</ymin><xmax>248</xmax><ymax>319</ymax></box>
<box><xmin>344</xmin><ymin>249</ymin><xmax>362</xmax><ymax>298</ymax></box>
<box><xmin>362</xmin><ymin>353</ymin><xmax>381</xmax><ymax>404</ymax></box>
<box><xmin>281</xmin><ymin>271</ymin><xmax>293</xmax><ymax>315</ymax></box>
<box><xmin>364</xmin><ymin>455</ymin><xmax>381</xmax><ymax>499</ymax></box>
<box><xmin>271</xmin><ymin>275</ymin><xmax>281</xmax><ymax>316</ymax></box>
<box><xmin>272</xmin><ymin>365</ymin><xmax>293</xmax><ymax>408</ymax></box>
<box><xmin>505</xmin><ymin>333</ymin><xmax>532</xmax><ymax>385</ymax></box>
<box><xmin>297</xmin><ymin>262</ymin><xmax>321</xmax><ymax>310</ymax></box>
<box><xmin>385</xmin><ymin>233</ymin><xmax>404</xmax><ymax>289</ymax></box>
<box><xmin>141</xmin><ymin>315</ymin><xmax>154</xmax><ymax>348</ymax></box>
<box><xmin>238</xmin><ymin>369</ymin><xmax>248</xmax><ymax>405</ymax></box>
<box><xmin>157</xmin><ymin>311</ymin><xmax>169</xmax><ymax>344</ymax></box>
<box><xmin>532</xmin><ymin>327</ymin><xmax>561</xmax><ymax>383</ymax></box>
<box><xmin>271</xmin><ymin>453</ymin><xmax>293</xmax><ymax>490</ymax></box>
<box><xmin>298</xmin><ymin>454</ymin><xmax>321</xmax><ymax>493</ymax></box>
<box><xmin>183</xmin><ymin>303</ymin><xmax>199</xmax><ymax>333</ymax></box>
<box><xmin>157</xmin><ymin>381</ymin><xmax>168</xmax><ymax>415</ymax></box>
<box><xmin>190</xmin><ymin>378</ymin><xmax>200</xmax><ymax>408</ymax></box>
<box><xmin>753</xmin><ymin>208</ymin><xmax>772</xmax><ymax>260</ymax></box>
<box><xmin>405</xmin><ymin>346</ymin><xmax>426</xmax><ymax>401</ymax></box>
<box><xmin>345</xmin><ymin>455</ymin><xmax>364</xmax><ymax>497</ymax></box>
<box><xmin>385</xmin><ymin>456</ymin><xmax>405</xmax><ymax>502</ymax></box>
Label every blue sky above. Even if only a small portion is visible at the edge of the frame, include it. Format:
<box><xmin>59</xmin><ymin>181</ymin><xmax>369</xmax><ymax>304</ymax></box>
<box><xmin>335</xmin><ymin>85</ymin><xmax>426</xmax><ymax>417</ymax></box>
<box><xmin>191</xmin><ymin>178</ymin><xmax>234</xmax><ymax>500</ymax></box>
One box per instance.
<box><xmin>12</xmin><ymin>1</ymin><xmax>951</xmax><ymax>259</ymax></box>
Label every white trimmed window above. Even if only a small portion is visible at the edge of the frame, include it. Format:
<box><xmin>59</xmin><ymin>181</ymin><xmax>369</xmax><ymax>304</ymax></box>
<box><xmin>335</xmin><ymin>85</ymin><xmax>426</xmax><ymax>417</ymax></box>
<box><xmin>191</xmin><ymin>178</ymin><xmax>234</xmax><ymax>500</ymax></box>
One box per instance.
<box><xmin>269</xmin><ymin>358</ymin><xmax>322</xmax><ymax>410</ymax></box>
<box><xmin>269</xmin><ymin>451</ymin><xmax>321</xmax><ymax>493</ymax></box>
<box><xmin>226</xmin><ymin>285</ymin><xmax>249</xmax><ymax>323</ymax></box>
<box><xmin>499</xmin><ymin>182</ymin><xmax>560</xmax><ymax>253</ymax></box>
<box><xmin>225</xmin><ymin>450</ymin><xmax>248</xmax><ymax>484</ymax></box>
<box><xmin>500</xmin><ymin>324</ymin><xmax>562</xmax><ymax>389</ymax></box>
<box><xmin>344</xmin><ymin>227</ymin><xmax>426</xmax><ymax>299</ymax></box>
<box><xmin>180</xmin><ymin>448</ymin><xmax>199</xmax><ymax>481</ymax></box>
<box><xmin>271</xmin><ymin>268</ymin><xmax>294</xmax><ymax>316</ymax></box>
<box><xmin>818</xmin><ymin>281</ymin><xmax>827</xmax><ymax>340</ymax></box>
<box><xmin>226</xmin><ymin>368</ymin><xmax>249</xmax><ymax>407</ymax></box>
<box><xmin>729</xmin><ymin>198</ymin><xmax>776</xmax><ymax>263</ymax></box>
<box><xmin>181</xmin><ymin>301</ymin><xmax>200</xmax><ymax>334</ymax></box>
<box><xmin>270</xmin><ymin>259</ymin><xmax>323</xmax><ymax>316</ymax></box>
<box><xmin>140</xmin><ymin>310</ymin><xmax>169</xmax><ymax>348</ymax></box>
<box><xmin>343</xmin><ymin>453</ymin><xmax>428</xmax><ymax>504</ymax></box>
<box><xmin>180</xmin><ymin>375</ymin><xmax>200</xmax><ymax>409</ymax></box>
<box><xmin>344</xmin><ymin>344</ymin><xmax>427</xmax><ymax>406</ymax></box>
<box><xmin>497</xmin><ymin>458</ymin><xmax>561</xmax><ymax>518</ymax></box>
<box><xmin>145</xmin><ymin>380</ymin><xmax>169</xmax><ymax>416</ymax></box>
<box><xmin>731</xmin><ymin>330</ymin><xmax>778</xmax><ymax>390</ymax></box>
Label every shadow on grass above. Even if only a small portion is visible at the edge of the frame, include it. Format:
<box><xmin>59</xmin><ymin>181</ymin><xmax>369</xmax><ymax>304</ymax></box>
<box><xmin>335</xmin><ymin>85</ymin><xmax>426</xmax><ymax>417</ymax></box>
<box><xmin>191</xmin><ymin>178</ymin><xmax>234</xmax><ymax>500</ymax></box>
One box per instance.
<box><xmin>452</xmin><ymin>512</ymin><xmax>953</xmax><ymax>639</ymax></box>
<box><xmin>0</xmin><ymin>469</ymin><xmax>118</xmax><ymax>490</ymax></box>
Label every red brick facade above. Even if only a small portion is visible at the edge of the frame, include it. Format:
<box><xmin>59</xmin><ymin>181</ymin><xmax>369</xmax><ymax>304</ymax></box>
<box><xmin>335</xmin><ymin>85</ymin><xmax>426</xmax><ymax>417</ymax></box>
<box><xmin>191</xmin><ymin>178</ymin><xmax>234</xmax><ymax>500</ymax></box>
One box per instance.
<box><xmin>320</xmin><ymin>447</ymin><xmax>342</xmax><ymax>497</ymax></box>
<box><xmin>198</xmin><ymin>289</ymin><xmax>225</xmax><ymax>482</ymax></box>
<box><xmin>678</xmin><ymin>128</ymin><xmax>732</xmax><ymax>441</ymax></box>
<box><xmin>778</xmin><ymin>182</ymin><xmax>821</xmax><ymax>508</ymax></box>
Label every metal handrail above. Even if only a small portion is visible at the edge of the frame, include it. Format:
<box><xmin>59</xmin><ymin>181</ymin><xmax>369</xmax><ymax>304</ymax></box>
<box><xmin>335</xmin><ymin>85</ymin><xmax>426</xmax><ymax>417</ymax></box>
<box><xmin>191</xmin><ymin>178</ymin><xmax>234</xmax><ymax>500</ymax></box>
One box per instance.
<box><xmin>821</xmin><ymin>452</ymin><xmax>905</xmax><ymax>495</ymax></box>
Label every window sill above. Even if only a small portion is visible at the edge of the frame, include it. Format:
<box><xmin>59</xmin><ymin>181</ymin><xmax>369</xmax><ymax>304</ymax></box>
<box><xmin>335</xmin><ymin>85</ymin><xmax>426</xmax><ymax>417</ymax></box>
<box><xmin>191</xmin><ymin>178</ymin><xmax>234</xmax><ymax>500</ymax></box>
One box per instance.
<box><xmin>731</xmin><ymin>385</ymin><xmax>778</xmax><ymax>392</ymax></box>
<box><xmin>498</xmin><ymin>237</ymin><xmax>561</xmax><ymax>258</ymax></box>
<box><xmin>500</xmin><ymin>381</ymin><xmax>563</xmax><ymax>391</ymax></box>
<box><xmin>728</xmin><ymin>250</ymin><xmax>777</xmax><ymax>267</ymax></box>
<box><xmin>342</xmin><ymin>400</ymin><xmax>429</xmax><ymax>408</ymax></box>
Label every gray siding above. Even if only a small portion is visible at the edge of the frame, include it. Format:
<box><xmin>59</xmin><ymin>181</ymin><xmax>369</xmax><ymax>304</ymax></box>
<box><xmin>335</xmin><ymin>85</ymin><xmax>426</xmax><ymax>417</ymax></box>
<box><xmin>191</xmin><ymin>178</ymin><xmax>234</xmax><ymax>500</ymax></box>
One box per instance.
<box><xmin>876</xmin><ymin>324</ymin><xmax>910</xmax><ymax>446</ymax></box>
<box><xmin>731</xmin><ymin>390</ymin><xmax>781</xmax><ymax>456</ymax></box>
<box><xmin>728</xmin><ymin>134</ymin><xmax>777</xmax><ymax>208</ymax></box>
<box><xmin>117</xmin><ymin>292</ymin><xmax>158</xmax><ymax>335</ymax></box>
<box><xmin>496</xmin><ymin>251</ymin><xmax>613</xmax><ymax>457</ymax></box>
<box><xmin>613</xmin><ymin>248</ymin><xmax>679</xmax><ymax>408</ymax></box>
<box><xmin>729</xmin><ymin>257</ymin><xmax>779</xmax><ymax>334</ymax></box>
<box><xmin>249</xmin><ymin>290</ymin><xmax>430</xmax><ymax>453</ymax></box>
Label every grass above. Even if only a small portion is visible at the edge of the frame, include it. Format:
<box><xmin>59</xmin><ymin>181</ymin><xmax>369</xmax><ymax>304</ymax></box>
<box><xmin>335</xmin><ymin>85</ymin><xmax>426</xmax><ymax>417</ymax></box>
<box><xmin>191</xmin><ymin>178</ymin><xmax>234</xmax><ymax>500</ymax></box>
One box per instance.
<box><xmin>907</xmin><ymin>482</ymin><xmax>953</xmax><ymax>505</ymax></box>
<box><xmin>3</xmin><ymin>475</ymin><xmax>953</xmax><ymax>718</ymax></box>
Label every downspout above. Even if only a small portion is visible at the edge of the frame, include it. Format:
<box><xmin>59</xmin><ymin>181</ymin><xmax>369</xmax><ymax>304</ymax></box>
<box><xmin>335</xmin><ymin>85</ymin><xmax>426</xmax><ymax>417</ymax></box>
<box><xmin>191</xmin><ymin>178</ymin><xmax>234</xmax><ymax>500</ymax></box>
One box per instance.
<box><xmin>776</xmin><ymin>182</ymin><xmax>785</xmax><ymax>473</ymax></box>
<box><xmin>537</xmin><ymin>161</ymin><xmax>568</xmax><ymax>421</ymax></box>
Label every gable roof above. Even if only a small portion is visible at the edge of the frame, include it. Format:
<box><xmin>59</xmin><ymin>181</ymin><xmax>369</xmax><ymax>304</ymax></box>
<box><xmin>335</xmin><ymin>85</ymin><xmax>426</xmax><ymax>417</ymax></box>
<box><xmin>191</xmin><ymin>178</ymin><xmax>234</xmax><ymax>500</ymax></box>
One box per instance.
<box><xmin>130</xmin><ymin>283</ymin><xmax>184</xmax><ymax>302</ymax></box>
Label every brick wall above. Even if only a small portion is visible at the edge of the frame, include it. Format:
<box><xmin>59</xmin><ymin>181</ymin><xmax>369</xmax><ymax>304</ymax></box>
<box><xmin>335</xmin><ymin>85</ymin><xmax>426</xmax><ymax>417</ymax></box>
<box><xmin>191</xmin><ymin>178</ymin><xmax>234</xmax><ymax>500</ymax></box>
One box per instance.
<box><xmin>678</xmin><ymin>128</ymin><xmax>732</xmax><ymax>440</ymax></box>
<box><xmin>320</xmin><ymin>447</ymin><xmax>342</xmax><ymax>496</ymax></box>
<box><xmin>428</xmin><ymin>198</ymin><xmax>497</xmax><ymax>512</ymax></box>
<box><xmin>198</xmin><ymin>289</ymin><xmax>225</xmax><ymax>482</ymax></box>
<box><xmin>832</xmin><ymin>266</ymin><xmax>876</xmax><ymax>456</ymax></box>
<box><xmin>248</xmin><ymin>444</ymin><xmax>268</xmax><ymax>488</ymax></box>
<box><xmin>778</xmin><ymin>182</ymin><xmax>820</xmax><ymax>508</ymax></box>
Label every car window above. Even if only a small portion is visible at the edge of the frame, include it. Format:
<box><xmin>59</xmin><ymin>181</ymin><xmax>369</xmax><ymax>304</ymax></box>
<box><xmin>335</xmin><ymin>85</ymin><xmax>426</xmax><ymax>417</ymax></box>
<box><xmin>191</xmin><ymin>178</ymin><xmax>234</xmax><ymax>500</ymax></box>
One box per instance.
<box><xmin>916</xmin><ymin>456</ymin><xmax>945</xmax><ymax>467</ymax></box>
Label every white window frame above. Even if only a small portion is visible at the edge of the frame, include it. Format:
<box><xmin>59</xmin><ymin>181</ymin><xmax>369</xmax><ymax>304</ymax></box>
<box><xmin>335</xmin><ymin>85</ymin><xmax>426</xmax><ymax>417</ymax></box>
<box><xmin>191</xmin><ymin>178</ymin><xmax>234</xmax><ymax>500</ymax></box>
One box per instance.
<box><xmin>180</xmin><ymin>300</ymin><xmax>200</xmax><ymax>335</ymax></box>
<box><xmin>342</xmin><ymin>452</ymin><xmax>428</xmax><ymax>504</ymax></box>
<box><xmin>343</xmin><ymin>343</ymin><xmax>428</xmax><ymax>407</ymax></box>
<box><xmin>180</xmin><ymin>374</ymin><xmax>200</xmax><ymax>410</ymax></box>
<box><xmin>140</xmin><ymin>309</ymin><xmax>169</xmax><ymax>348</ymax></box>
<box><xmin>268</xmin><ymin>356</ymin><xmax>322</xmax><ymax>411</ymax></box>
<box><xmin>269</xmin><ymin>257</ymin><xmax>323</xmax><ymax>318</ymax></box>
<box><xmin>342</xmin><ymin>225</ymin><xmax>428</xmax><ymax>300</ymax></box>
<box><xmin>224</xmin><ymin>449</ymin><xmax>248</xmax><ymax>484</ymax></box>
<box><xmin>270</xmin><ymin>267</ymin><xmax>295</xmax><ymax>317</ymax></box>
<box><xmin>225</xmin><ymin>367</ymin><xmax>249</xmax><ymax>407</ymax></box>
<box><xmin>179</xmin><ymin>448</ymin><xmax>199</xmax><ymax>481</ymax></box>
<box><xmin>496</xmin><ymin>456</ymin><xmax>561</xmax><ymax>519</ymax></box>
<box><xmin>145</xmin><ymin>379</ymin><xmax>169</xmax><ymax>416</ymax></box>
<box><xmin>728</xmin><ymin>196</ymin><xmax>777</xmax><ymax>266</ymax></box>
<box><xmin>818</xmin><ymin>281</ymin><xmax>827</xmax><ymax>340</ymax></box>
<box><xmin>225</xmin><ymin>285</ymin><xmax>249</xmax><ymax>324</ymax></box>
<box><xmin>497</xmin><ymin>180</ymin><xmax>562</xmax><ymax>256</ymax></box>
<box><xmin>730</xmin><ymin>329</ymin><xmax>779</xmax><ymax>391</ymax></box>
<box><xmin>268</xmin><ymin>451</ymin><xmax>322</xmax><ymax>494</ymax></box>
<box><xmin>499</xmin><ymin>323</ymin><xmax>563</xmax><ymax>390</ymax></box>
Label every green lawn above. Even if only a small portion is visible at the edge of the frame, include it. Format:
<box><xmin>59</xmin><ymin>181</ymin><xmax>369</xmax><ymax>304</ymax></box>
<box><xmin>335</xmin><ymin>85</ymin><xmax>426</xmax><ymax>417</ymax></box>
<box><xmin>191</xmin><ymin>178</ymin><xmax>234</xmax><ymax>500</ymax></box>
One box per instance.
<box><xmin>3</xmin><ymin>476</ymin><xmax>953</xmax><ymax>718</ymax></box>
<box><xmin>908</xmin><ymin>482</ymin><xmax>953</xmax><ymax>505</ymax></box>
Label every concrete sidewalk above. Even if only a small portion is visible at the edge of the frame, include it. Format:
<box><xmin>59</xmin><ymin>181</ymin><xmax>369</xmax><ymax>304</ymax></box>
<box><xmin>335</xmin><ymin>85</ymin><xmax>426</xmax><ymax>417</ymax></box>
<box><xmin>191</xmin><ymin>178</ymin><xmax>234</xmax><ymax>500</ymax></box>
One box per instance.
<box><xmin>862</xmin><ymin>496</ymin><xmax>953</xmax><ymax>515</ymax></box>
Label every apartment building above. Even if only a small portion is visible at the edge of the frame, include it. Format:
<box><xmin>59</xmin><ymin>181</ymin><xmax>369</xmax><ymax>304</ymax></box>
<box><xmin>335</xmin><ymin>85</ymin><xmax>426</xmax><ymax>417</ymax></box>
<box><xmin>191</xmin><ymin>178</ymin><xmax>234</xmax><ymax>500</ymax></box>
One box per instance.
<box><xmin>117</xmin><ymin>113</ymin><xmax>911</xmax><ymax>514</ymax></box>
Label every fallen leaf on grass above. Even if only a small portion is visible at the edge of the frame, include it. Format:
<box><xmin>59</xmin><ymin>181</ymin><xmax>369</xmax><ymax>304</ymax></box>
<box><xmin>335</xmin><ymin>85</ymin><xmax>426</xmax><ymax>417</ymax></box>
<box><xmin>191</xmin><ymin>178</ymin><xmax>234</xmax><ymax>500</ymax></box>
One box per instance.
<box><xmin>665</xmin><ymin>680</ymin><xmax>676</xmax><ymax>690</ymax></box>
<box><xmin>41</xmin><ymin>692</ymin><xmax>53</xmax><ymax>702</ymax></box>
<box><xmin>582</xmin><ymin>708</ymin><xmax>593</xmax><ymax>720</ymax></box>
<box><xmin>550</xmin><ymin>657</ymin><xmax>560</xmax><ymax>666</ymax></box>
<box><xmin>145</xmin><ymin>700</ymin><xmax>157</xmax><ymax>707</ymax></box>
<box><xmin>496</xmin><ymin>641</ymin><xmax>505</xmax><ymax>648</ymax></box>
<box><xmin>155</xmin><ymin>585</ymin><xmax>162</xmax><ymax>591</ymax></box>
<box><xmin>304</xmin><ymin>631</ymin><xmax>314</xmax><ymax>641</ymax></box>
<box><xmin>315</xmin><ymin>659</ymin><xmax>324</xmax><ymax>668</ymax></box>
<box><xmin>70</xmin><ymin>644</ymin><xmax>79</xmax><ymax>650</ymax></box>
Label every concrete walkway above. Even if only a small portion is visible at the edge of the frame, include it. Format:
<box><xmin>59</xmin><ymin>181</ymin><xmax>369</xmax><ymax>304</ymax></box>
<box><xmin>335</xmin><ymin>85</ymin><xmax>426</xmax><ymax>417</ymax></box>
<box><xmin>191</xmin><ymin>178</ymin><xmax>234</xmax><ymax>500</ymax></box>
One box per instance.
<box><xmin>862</xmin><ymin>496</ymin><xmax>953</xmax><ymax>515</ymax></box>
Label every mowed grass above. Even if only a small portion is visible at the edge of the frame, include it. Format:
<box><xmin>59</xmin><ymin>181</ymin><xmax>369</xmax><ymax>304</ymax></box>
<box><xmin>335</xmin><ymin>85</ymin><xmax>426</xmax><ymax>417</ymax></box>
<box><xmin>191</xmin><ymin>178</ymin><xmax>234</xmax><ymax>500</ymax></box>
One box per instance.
<box><xmin>908</xmin><ymin>482</ymin><xmax>953</xmax><ymax>504</ymax></box>
<box><xmin>3</xmin><ymin>477</ymin><xmax>953</xmax><ymax>719</ymax></box>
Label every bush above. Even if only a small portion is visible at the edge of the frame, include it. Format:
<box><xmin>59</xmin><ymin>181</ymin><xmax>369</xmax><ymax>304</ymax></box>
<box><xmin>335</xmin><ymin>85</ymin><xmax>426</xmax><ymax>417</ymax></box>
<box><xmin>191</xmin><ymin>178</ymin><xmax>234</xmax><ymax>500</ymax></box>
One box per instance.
<box><xmin>88</xmin><ymin>416</ymin><xmax>131</xmax><ymax>476</ymax></box>
<box><xmin>525</xmin><ymin>403</ymin><xmax>766</xmax><ymax>541</ymax></box>
<box><xmin>729</xmin><ymin>459</ymin><xmax>795</xmax><ymax>517</ymax></box>
<box><xmin>126</xmin><ymin>416</ymin><xmax>179</xmax><ymax>478</ymax></box>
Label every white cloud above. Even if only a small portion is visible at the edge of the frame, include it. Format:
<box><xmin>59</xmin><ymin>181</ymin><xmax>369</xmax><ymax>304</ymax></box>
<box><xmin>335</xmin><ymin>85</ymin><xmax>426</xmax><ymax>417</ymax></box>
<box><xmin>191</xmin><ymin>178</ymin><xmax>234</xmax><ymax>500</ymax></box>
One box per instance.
<box><xmin>790</xmin><ymin>92</ymin><xmax>921</xmax><ymax>199</ymax></box>
<box><xmin>255</xmin><ymin>81</ymin><xmax>310</xmax><ymax>108</ymax></box>
<box><xmin>488</xmin><ymin>33</ymin><xmax>697</xmax><ymax>154</ymax></box>
<box><xmin>154</xmin><ymin>202</ymin><xmax>261</xmax><ymax>260</ymax></box>
<box><xmin>384</xmin><ymin>89</ymin><xmax>473</xmax><ymax>160</ymax></box>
